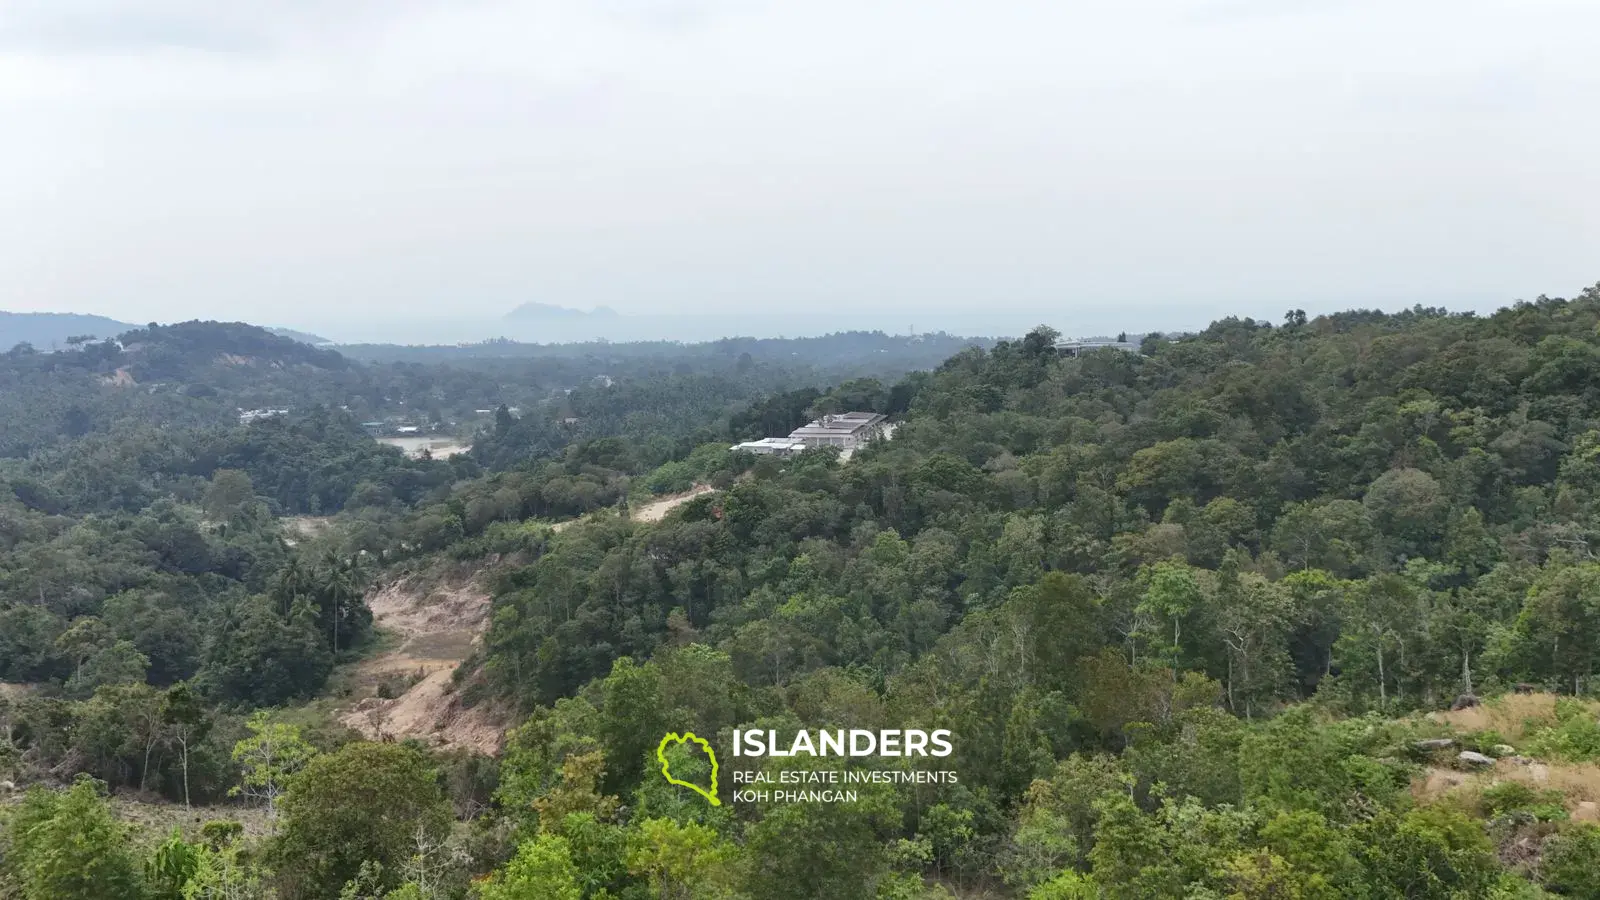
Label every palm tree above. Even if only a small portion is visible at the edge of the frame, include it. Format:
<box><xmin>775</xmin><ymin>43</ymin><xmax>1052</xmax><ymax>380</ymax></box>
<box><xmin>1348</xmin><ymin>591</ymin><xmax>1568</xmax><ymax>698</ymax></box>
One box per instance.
<box><xmin>319</xmin><ymin>552</ymin><xmax>363</xmax><ymax>652</ymax></box>
<box><xmin>272</xmin><ymin>557</ymin><xmax>315</xmax><ymax>618</ymax></box>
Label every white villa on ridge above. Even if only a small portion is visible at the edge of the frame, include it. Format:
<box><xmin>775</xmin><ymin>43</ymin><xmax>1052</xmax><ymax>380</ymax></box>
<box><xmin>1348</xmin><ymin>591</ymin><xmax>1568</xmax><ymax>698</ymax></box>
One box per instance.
<box><xmin>787</xmin><ymin>411</ymin><xmax>887</xmax><ymax>450</ymax></box>
<box><xmin>1052</xmin><ymin>338</ymin><xmax>1141</xmax><ymax>356</ymax></box>
<box><xmin>732</xmin><ymin>411</ymin><xmax>890</xmax><ymax>457</ymax></box>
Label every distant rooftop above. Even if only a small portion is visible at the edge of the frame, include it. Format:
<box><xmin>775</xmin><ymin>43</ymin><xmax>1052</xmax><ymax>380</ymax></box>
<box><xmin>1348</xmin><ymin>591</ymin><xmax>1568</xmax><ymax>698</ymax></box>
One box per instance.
<box><xmin>785</xmin><ymin>412</ymin><xmax>889</xmax><ymax>452</ymax></box>
<box><xmin>1052</xmin><ymin>338</ymin><xmax>1141</xmax><ymax>355</ymax></box>
<box><xmin>789</xmin><ymin>411</ymin><xmax>887</xmax><ymax>438</ymax></box>
<box><xmin>732</xmin><ymin>437</ymin><xmax>808</xmax><ymax>452</ymax></box>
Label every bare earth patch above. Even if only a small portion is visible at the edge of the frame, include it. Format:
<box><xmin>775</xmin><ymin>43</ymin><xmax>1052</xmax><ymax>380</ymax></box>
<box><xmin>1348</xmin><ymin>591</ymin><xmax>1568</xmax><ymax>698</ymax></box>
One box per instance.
<box><xmin>377</xmin><ymin>436</ymin><xmax>473</xmax><ymax>459</ymax></box>
<box><xmin>365</xmin><ymin>571</ymin><xmax>494</xmax><ymax>638</ymax></box>
<box><xmin>0</xmin><ymin>682</ymin><xmax>37</xmax><ymax>701</ymax></box>
<box><xmin>546</xmin><ymin>485</ymin><xmax>715</xmax><ymax>534</ymax></box>
<box><xmin>336</xmin><ymin>491</ymin><xmax>715</xmax><ymax>751</ymax></box>
<box><xmin>632</xmin><ymin>485</ymin><xmax>715</xmax><ymax>523</ymax></box>
<box><xmin>337</xmin><ymin>564</ymin><xmax>508</xmax><ymax>754</ymax></box>
<box><xmin>282</xmin><ymin>516</ymin><xmax>333</xmax><ymax>546</ymax></box>
<box><xmin>100</xmin><ymin>367</ymin><xmax>136</xmax><ymax>387</ymax></box>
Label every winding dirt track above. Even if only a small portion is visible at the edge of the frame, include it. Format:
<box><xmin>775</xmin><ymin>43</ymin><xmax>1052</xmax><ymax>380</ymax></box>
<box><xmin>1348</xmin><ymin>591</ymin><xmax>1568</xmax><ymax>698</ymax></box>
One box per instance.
<box><xmin>632</xmin><ymin>485</ymin><xmax>716</xmax><ymax>523</ymax></box>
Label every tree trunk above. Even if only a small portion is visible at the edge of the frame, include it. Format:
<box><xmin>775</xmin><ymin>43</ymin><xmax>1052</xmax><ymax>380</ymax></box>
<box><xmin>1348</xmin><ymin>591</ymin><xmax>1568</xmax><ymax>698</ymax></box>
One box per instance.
<box><xmin>1397</xmin><ymin>640</ymin><xmax>1408</xmax><ymax>705</ymax></box>
<box><xmin>1226</xmin><ymin>655</ymin><xmax>1235</xmax><ymax>714</ymax></box>
<box><xmin>1461</xmin><ymin>649</ymin><xmax>1473</xmax><ymax>697</ymax></box>
<box><xmin>1375</xmin><ymin>636</ymin><xmax>1387</xmax><ymax>708</ymax></box>
<box><xmin>1243</xmin><ymin>652</ymin><xmax>1253</xmax><ymax>720</ymax></box>
<box><xmin>181</xmin><ymin>737</ymin><xmax>191</xmax><ymax>810</ymax></box>
<box><xmin>1172</xmin><ymin>616</ymin><xmax>1181</xmax><ymax>682</ymax></box>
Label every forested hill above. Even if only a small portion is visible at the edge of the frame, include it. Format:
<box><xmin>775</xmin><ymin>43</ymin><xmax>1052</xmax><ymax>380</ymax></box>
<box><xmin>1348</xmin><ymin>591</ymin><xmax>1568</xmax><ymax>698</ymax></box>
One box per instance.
<box><xmin>459</xmin><ymin>285</ymin><xmax>1600</xmax><ymax>897</ymax></box>
<box><xmin>481</xmin><ymin>286</ymin><xmax>1600</xmax><ymax>710</ymax></box>
<box><xmin>10</xmin><ymin>288</ymin><xmax>1600</xmax><ymax>898</ymax></box>
<box><xmin>1</xmin><ymin>321</ymin><xmax>984</xmax><ymax>463</ymax></box>
<box><xmin>0</xmin><ymin>310</ymin><xmax>138</xmax><ymax>350</ymax></box>
<box><xmin>0</xmin><ymin>321</ymin><xmax>357</xmax><ymax>459</ymax></box>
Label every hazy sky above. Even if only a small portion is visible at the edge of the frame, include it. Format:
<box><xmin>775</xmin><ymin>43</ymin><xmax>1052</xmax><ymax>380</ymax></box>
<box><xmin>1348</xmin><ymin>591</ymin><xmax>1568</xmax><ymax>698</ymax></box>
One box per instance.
<box><xmin>2</xmin><ymin>0</ymin><xmax>1596</xmax><ymax>336</ymax></box>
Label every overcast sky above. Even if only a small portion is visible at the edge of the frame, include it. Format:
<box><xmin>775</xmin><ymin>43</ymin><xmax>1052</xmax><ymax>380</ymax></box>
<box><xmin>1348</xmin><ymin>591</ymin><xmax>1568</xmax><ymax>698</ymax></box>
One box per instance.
<box><xmin>2</xmin><ymin>0</ymin><xmax>1596</xmax><ymax>336</ymax></box>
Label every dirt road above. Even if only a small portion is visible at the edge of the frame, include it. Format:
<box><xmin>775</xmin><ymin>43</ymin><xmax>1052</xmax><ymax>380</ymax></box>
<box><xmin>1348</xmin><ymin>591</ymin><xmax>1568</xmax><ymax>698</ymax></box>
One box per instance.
<box><xmin>632</xmin><ymin>485</ymin><xmax>715</xmax><ymax>523</ymax></box>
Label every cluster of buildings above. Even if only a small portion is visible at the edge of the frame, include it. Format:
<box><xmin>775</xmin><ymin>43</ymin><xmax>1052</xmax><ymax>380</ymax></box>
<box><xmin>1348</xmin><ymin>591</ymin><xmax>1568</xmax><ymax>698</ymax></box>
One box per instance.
<box><xmin>361</xmin><ymin>420</ymin><xmax>433</xmax><ymax>437</ymax></box>
<box><xmin>732</xmin><ymin>411</ymin><xmax>888</xmax><ymax>457</ymax></box>
<box><xmin>238</xmin><ymin>407</ymin><xmax>288</xmax><ymax>424</ymax></box>
<box><xmin>71</xmin><ymin>337</ymin><xmax>124</xmax><ymax>351</ymax></box>
<box><xmin>1052</xmin><ymin>338</ymin><xmax>1142</xmax><ymax>356</ymax></box>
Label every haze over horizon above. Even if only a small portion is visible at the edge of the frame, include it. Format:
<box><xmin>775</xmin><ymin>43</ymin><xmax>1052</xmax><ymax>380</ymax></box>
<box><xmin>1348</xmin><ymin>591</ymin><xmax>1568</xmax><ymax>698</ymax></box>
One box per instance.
<box><xmin>4</xmin><ymin>0</ymin><xmax>1596</xmax><ymax>343</ymax></box>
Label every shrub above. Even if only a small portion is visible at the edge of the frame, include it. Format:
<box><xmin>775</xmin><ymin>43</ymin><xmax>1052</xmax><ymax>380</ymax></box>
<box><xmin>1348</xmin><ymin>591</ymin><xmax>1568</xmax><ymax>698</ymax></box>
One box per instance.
<box><xmin>1542</xmin><ymin>824</ymin><xmax>1600</xmax><ymax>899</ymax></box>
<box><xmin>1479</xmin><ymin>781</ymin><xmax>1567</xmax><ymax>822</ymax></box>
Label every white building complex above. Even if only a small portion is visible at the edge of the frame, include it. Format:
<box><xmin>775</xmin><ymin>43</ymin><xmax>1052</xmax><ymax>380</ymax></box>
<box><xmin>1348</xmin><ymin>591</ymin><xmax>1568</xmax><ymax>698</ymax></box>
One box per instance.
<box><xmin>238</xmin><ymin>408</ymin><xmax>289</xmax><ymax>424</ymax></box>
<box><xmin>787</xmin><ymin>411</ymin><xmax>888</xmax><ymax>450</ymax></box>
<box><xmin>1052</xmin><ymin>338</ymin><xmax>1142</xmax><ymax>356</ymax></box>
<box><xmin>730</xmin><ymin>437</ymin><xmax>809</xmax><ymax>457</ymax></box>
<box><xmin>732</xmin><ymin>411</ymin><xmax>891</xmax><ymax>456</ymax></box>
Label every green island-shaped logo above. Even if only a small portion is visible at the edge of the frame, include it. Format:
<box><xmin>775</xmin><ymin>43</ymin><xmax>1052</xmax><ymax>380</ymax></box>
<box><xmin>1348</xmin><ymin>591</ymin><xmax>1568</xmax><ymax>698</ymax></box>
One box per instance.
<box><xmin>656</xmin><ymin>731</ymin><xmax>721</xmax><ymax>806</ymax></box>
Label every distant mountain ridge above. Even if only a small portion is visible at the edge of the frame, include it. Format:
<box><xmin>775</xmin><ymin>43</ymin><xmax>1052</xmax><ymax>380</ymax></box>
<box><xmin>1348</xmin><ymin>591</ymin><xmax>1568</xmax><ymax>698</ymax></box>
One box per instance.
<box><xmin>504</xmin><ymin>302</ymin><xmax>620</xmax><ymax>321</ymax></box>
<box><xmin>1</xmin><ymin>311</ymin><xmax>340</xmax><ymax>352</ymax></box>
<box><xmin>1</xmin><ymin>311</ymin><xmax>139</xmax><ymax>349</ymax></box>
